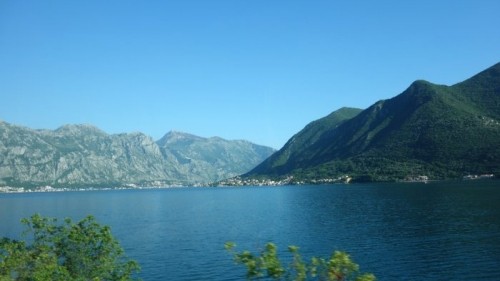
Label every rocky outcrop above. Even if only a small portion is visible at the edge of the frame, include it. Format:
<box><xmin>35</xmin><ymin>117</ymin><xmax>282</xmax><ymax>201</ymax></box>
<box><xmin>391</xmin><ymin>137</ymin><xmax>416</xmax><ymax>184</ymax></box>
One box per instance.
<box><xmin>0</xmin><ymin>123</ymin><xmax>274</xmax><ymax>187</ymax></box>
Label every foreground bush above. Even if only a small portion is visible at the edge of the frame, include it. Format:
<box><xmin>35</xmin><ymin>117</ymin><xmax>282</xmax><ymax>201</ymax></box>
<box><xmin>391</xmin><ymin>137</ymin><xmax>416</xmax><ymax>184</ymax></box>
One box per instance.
<box><xmin>0</xmin><ymin>214</ymin><xmax>140</xmax><ymax>281</ymax></box>
<box><xmin>226</xmin><ymin>242</ymin><xmax>375</xmax><ymax>281</ymax></box>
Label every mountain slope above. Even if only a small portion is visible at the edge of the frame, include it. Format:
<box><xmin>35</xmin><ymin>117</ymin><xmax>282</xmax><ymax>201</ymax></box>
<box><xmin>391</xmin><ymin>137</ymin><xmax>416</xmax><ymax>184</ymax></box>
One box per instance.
<box><xmin>246</xmin><ymin>62</ymin><xmax>500</xmax><ymax>181</ymax></box>
<box><xmin>248</xmin><ymin>107</ymin><xmax>362</xmax><ymax>175</ymax></box>
<box><xmin>0</xmin><ymin>123</ymin><xmax>182</xmax><ymax>187</ymax></box>
<box><xmin>157</xmin><ymin>131</ymin><xmax>275</xmax><ymax>183</ymax></box>
<box><xmin>0</xmin><ymin>124</ymin><xmax>275</xmax><ymax>188</ymax></box>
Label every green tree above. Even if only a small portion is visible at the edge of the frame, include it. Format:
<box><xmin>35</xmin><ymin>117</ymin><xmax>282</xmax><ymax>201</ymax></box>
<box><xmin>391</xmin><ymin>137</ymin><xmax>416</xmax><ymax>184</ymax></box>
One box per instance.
<box><xmin>0</xmin><ymin>214</ymin><xmax>140</xmax><ymax>281</ymax></box>
<box><xmin>225</xmin><ymin>242</ymin><xmax>375</xmax><ymax>281</ymax></box>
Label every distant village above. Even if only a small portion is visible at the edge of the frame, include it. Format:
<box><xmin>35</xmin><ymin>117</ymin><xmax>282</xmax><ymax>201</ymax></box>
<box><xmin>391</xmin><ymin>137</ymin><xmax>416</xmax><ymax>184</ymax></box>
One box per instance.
<box><xmin>0</xmin><ymin>181</ymin><xmax>188</xmax><ymax>193</ymax></box>
<box><xmin>463</xmin><ymin>174</ymin><xmax>495</xmax><ymax>180</ymax></box>
<box><xmin>0</xmin><ymin>174</ymin><xmax>496</xmax><ymax>193</ymax></box>
<box><xmin>215</xmin><ymin>175</ymin><xmax>353</xmax><ymax>187</ymax></box>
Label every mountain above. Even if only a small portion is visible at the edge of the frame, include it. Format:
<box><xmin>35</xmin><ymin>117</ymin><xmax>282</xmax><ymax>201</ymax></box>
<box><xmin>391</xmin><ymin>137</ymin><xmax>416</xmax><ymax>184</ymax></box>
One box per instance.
<box><xmin>157</xmin><ymin>131</ymin><xmax>275</xmax><ymax>183</ymax></box>
<box><xmin>0</xmin><ymin>124</ymin><xmax>275</xmax><ymax>188</ymax></box>
<box><xmin>248</xmin><ymin>107</ymin><xmax>363</xmax><ymax>175</ymax></box>
<box><xmin>245</xmin><ymin>62</ymin><xmax>500</xmax><ymax>182</ymax></box>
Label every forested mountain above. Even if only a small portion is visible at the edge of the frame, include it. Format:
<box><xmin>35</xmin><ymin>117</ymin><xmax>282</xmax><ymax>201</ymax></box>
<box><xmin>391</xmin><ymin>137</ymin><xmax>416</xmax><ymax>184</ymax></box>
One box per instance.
<box><xmin>0</xmin><ymin>123</ymin><xmax>274</xmax><ymax>188</ymax></box>
<box><xmin>248</xmin><ymin>107</ymin><xmax>362</xmax><ymax>175</ymax></box>
<box><xmin>245</xmin><ymin>63</ymin><xmax>500</xmax><ymax>182</ymax></box>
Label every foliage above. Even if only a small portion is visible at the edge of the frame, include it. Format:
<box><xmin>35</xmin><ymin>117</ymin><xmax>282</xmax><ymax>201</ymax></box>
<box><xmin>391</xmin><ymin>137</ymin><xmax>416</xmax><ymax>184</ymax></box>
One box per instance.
<box><xmin>225</xmin><ymin>242</ymin><xmax>375</xmax><ymax>281</ymax></box>
<box><xmin>0</xmin><ymin>214</ymin><xmax>140</xmax><ymax>281</ymax></box>
<box><xmin>249</xmin><ymin>108</ymin><xmax>363</xmax><ymax>175</ymax></box>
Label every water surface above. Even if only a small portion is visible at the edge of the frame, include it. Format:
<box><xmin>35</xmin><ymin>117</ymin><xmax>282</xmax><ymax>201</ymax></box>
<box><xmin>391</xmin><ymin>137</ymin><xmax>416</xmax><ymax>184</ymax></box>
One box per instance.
<box><xmin>1</xmin><ymin>181</ymin><xmax>500</xmax><ymax>280</ymax></box>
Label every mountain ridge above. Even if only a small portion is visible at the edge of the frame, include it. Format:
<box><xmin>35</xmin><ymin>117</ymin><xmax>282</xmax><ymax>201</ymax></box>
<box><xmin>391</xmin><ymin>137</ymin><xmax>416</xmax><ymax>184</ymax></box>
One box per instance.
<box><xmin>2</xmin><ymin>63</ymin><xmax>499</xmax><ymax>187</ymax></box>
<box><xmin>244</xmin><ymin>62</ymin><xmax>500</xmax><ymax>182</ymax></box>
<box><xmin>0</xmin><ymin>122</ymin><xmax>275</xmax><ymax>188</ymax></box>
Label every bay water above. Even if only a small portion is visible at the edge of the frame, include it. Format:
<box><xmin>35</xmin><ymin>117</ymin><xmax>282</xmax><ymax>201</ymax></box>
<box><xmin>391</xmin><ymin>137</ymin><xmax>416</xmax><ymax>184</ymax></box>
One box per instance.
<box><xmin>1</xmin><ymin>181</ymin><xmax>500</xmax><ymax>280</ymax></box>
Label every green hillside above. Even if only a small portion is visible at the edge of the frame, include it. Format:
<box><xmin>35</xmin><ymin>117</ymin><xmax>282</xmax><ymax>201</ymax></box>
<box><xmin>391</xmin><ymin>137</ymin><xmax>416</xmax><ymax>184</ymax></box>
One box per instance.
<box><xmin>249</xmin><ymin>107</ymin><xmax>362</xmax><ymax>175</ymax></box>
<box><xmin>245</xmin><ymin>62</ymin><xmax>500</xmax><ymax>182</ymax></box>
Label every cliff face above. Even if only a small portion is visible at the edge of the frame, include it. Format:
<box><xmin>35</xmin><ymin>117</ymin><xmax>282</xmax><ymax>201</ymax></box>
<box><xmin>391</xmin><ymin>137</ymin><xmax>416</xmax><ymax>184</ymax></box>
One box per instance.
<box><xmin>157</xmin><ymin>131</ymin><xmax>276</xmax><ymax>183</ymax></box>
<box><xmin>0</xmin><ymin>123</ymin><xmax>275</xmax><ymax>187</ymax></box>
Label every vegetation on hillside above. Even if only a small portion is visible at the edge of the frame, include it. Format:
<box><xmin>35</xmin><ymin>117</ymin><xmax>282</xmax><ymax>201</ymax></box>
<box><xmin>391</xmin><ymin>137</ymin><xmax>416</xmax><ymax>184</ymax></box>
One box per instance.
<box><xmin>249</xmin><ymin>107</ymin><xmax>363</xmax><ymax>176</ymax></box>
<box><xmin>245</xmin><ymin>62</ymin><xmax>500</xmax><ymax>182</ymax></box>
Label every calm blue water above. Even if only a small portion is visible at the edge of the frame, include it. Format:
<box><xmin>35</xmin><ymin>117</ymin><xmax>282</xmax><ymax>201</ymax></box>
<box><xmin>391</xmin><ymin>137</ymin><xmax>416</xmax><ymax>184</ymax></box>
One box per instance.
<box><xmin>1</xmin><ymin>181</ymin><xmax>500</xmax><ymax>280</ymax></box>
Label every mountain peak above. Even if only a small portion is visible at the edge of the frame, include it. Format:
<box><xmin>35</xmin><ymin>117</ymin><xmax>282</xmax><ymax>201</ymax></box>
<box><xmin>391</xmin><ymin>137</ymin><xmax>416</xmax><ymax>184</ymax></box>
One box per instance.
<box><xmin>55</xmin><ymin>124</ymin><xmax>106</xmax><ymax>135</ymax></box>
<box><xmin>168</xmin><ymin>130</ymin><xmax>200</xmax><ymax>137</ymax></box>
<box><xmin>157</xmin><ymin>130</ymin><xmax>205</xmax><ymax>146</ymax></box>
<box><xmin>245</xmin><ymin>62</ymin><xmax>500</xmax><ymax>182</ymax></box>
<box><xmin>325</xmin><ymin>107</ymin><xmax>364</xmax><ymax>120</ymax></box>
<box><xmin>0</xmin><ymin>123</ymin><xmax>276</xmax><ymax>187</ymax></box>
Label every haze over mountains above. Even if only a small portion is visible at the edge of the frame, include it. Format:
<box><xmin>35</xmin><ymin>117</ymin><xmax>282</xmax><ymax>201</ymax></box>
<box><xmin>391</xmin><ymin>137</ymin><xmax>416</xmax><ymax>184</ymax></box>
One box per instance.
<box><xmin>0</xmin><ymin>123</ymin><xmax>275</xmax><ymax>188</ymax></box>
<box><xmin>245</xmin><ymin>62</ymin><xmax>500</xmax><ymax>182</ymax></box>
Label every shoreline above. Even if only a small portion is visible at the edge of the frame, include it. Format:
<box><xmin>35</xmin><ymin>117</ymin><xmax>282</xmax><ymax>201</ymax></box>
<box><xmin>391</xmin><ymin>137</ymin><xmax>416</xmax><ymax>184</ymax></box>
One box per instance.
<box><xmin>1</xmin><ymin>176</ymin><xmax>497</xmax><ymax>194</ymax></box>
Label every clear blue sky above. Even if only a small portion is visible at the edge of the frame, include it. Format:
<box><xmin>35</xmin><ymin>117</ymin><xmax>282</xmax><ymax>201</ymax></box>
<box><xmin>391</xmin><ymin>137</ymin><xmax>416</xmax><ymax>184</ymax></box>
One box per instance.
<box><xmin>1</xmin><ymin>0</ymin><xmax>499</xmax><ymax>149</ymax></box>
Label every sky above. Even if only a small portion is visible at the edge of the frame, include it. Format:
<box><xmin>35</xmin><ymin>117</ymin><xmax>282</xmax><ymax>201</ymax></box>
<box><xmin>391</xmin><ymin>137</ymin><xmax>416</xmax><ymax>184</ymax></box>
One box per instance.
<box><xmin>0</xmin><ymin>1</ymin><xmax>499</xmax><ymax>149</ymax></box>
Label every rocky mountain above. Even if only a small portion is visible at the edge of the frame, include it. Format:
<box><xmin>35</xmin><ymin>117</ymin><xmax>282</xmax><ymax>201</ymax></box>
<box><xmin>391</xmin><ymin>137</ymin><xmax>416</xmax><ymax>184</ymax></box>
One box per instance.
<box><xmin>0</xmin><ymin>123</ymin><xmax>275</xmax><ymax>188</ymax></box>
<box><xmin>245</xmin><ymin>62</ymin><xmax>500</xmax><ymax>182</ymax></box>
<box><xmin>157</xmin><ymin>131</ymin><xmax>275</xmax><ymax>183</ymax></box>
